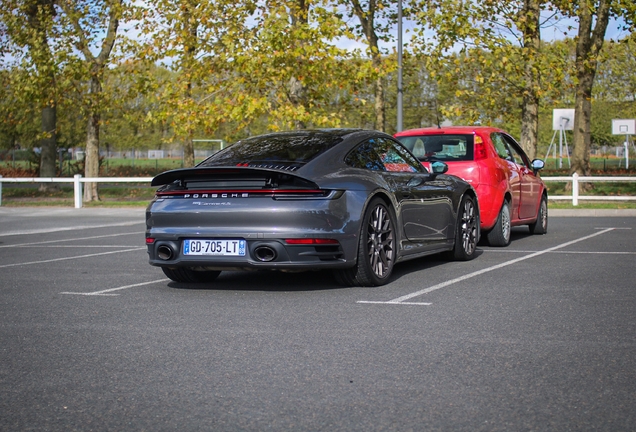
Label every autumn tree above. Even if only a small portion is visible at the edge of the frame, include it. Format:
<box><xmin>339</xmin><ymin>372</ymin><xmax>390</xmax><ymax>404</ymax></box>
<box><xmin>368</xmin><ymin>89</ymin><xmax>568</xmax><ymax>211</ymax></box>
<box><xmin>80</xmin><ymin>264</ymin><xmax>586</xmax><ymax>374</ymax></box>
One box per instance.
<box><xmin>594</xmin><ymin>34</ymin><xmax>636</xmax><ymax>103</ymax></box>
<box><xmin>55</xmin><ymin>0</ymin><xmax>125</xmax><ymax>201</ymax></box>
<box><xmin>101</xmin><ymin>64</ymin><xmax>173</xmax><ymax>153</ymax></box>
<box><xmin>0</xmin><ymin>0</ymin><xmax>61</xmax><ymax>188</ymax></box>
<box><xmin>518</xmin><ymin>0</ymin><xmax>542</xmax><ymax>159</ymax></box>
<box><xmin>553</xmin><ymin>0</ymin><xmax>635</xmax><ymax>176</ymax></box>
<box><xmin>0</xmin><ymin>68</ymin><xmax>40</xmax><ymax>155</ymax></box>
<box><xmin>219</xmin><ymin>0</ymin><xmax>356</xmax><ymax>133</ymax></box>
<box><xmin>135</xmin><ymin>0</ymin><xmax>255</xmax><ymax>166</ymax></box>
<box><xmin>339</xmin><ymin>0</ymin><xmax>399</xmax><ymax>132</ymax></box>
<box><xmin>410</xmin><ymin>0</ymin><xmax>569</xmax><ymax>158</ymax></box>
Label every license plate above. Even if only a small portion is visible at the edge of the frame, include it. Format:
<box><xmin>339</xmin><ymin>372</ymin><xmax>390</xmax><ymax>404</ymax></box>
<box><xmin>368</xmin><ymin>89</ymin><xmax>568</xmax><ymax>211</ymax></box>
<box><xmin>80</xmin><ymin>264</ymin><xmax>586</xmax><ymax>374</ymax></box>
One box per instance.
<box><xmin>183</xmin><ymin>239</ymin><xmax>246</xmax><ymax>256</ymax></box>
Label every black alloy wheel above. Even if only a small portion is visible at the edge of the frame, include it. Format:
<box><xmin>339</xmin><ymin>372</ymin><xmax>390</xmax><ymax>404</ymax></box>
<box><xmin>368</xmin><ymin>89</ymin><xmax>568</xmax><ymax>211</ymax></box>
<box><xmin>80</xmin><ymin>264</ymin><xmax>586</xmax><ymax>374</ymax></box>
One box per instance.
<box><xmin>334</xmin><ymin>198</ymin><xmax>396</xmax><ymax>287</ymax></box>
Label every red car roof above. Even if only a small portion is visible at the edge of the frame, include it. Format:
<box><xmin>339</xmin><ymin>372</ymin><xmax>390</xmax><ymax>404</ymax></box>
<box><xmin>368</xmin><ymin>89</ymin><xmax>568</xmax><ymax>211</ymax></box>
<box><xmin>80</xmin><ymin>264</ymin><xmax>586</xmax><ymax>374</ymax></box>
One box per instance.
<box><xmin>394</xmin><ymin>125</ymin><xmax>504</xmax><ymax>137</ymax></box>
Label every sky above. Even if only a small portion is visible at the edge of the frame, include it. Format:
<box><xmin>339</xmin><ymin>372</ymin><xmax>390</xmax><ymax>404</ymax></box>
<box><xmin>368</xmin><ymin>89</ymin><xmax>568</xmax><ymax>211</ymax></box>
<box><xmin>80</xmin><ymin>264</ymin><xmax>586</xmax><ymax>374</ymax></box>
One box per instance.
<box><xmin>1</xmin><ymin>3</ymin><xmax>631</xmax><ymax>66</ymax></box>
<box><xmin>331</xmin><ymin>10</ymin><xmax>630</xmax><ymax>56</ymax></box>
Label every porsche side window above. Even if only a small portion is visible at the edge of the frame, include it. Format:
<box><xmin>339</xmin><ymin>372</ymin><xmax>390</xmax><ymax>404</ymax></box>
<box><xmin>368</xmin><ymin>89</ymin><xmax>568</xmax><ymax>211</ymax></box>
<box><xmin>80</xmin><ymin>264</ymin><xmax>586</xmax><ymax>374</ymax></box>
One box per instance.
<box><xmin>344</xmin><ymin>140</ymin><xmax>386</xmax><ymax>171</ymax></box>
<box><xmin>380</xmin><ymin>139</ymin><xmax>422</xmax><ymax>173</ymax></box>
<box><xmin>345</xmin><ymin>138</ymin><xmax>423</xmax><ymax>173</ymax></box>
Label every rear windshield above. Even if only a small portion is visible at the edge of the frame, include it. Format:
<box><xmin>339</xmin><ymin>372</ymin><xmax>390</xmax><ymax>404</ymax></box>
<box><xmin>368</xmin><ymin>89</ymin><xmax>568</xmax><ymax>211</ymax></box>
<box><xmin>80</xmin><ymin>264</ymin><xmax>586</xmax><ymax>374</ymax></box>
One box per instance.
<box><xmin>198</xmin><ymin>132</ymin><xmax>344</xmax><ymax>170</ymax></box>
<box><xmin>396</xmin><ymin>134</ymin><xmax>474</xmax><ymax>161</ymax></box>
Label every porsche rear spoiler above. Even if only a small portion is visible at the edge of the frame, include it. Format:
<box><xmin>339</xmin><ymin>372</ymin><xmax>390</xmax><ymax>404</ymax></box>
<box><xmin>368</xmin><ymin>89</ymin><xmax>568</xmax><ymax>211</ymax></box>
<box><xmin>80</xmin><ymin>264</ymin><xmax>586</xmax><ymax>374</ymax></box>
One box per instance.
<box><xmin>151</xmin><ymin>166</ymin><xmax>319</xmax><ymax>190</ymax></box>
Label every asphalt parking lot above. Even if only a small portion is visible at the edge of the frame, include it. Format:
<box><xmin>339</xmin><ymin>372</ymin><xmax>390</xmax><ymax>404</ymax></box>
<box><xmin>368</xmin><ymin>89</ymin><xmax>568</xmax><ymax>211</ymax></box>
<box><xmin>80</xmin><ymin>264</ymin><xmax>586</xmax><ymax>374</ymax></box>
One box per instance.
<box><xmin>1</xmin><ymin>206</ymin><xmax>635</xmax><ymax>431</ymax></box>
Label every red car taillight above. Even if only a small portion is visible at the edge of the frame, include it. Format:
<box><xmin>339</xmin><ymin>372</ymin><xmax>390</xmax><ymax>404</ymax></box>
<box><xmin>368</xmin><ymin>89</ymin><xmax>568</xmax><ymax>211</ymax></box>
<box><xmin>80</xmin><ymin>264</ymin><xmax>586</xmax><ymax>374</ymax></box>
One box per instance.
<box><xmin>474</xmin><ymin>135</ymin><xmax>487</xmax><ymax>160</ymax></box>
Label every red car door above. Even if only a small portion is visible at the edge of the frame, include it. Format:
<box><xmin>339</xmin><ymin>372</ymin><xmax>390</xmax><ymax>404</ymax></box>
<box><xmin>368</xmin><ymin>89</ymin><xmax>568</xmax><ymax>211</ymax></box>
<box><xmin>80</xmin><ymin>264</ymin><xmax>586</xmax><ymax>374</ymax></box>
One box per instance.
<box><xmin>501</xmin><ymin>134</ymin><xmax>542</xmax><ymax>220</ymax></box>
<box><xmin>490</xmin><ymin>133</ymin><xmax>522</xmax><ymax>221</ymax></box>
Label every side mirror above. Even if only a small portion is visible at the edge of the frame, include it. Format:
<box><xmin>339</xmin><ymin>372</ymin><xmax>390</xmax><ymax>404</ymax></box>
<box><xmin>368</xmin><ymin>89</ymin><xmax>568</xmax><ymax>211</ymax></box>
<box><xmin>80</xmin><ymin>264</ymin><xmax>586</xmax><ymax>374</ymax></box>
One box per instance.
<box><xmin>431</xmin><ymin>161</ymin><xmax>449</xmax><ymax>175</ymax></box>
<box><xmin>531</xmin><ymin>159</ymin><xmax>545</xmax><ymax>174</ymax></box>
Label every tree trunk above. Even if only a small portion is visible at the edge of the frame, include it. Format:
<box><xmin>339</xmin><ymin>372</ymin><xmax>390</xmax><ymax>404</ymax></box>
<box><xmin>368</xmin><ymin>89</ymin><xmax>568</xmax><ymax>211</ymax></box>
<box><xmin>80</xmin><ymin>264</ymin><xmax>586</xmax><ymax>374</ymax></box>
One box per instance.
<box><xmin>520</xmin><ymin>96</ymin><xmax>538</xmax><ymax>160</ymax></box>
<box><xmin>39</xmin><ymin>104</ymin><xmax>59</xmax><ymax>192</ymax></box>
<box><xmin>350</xmin><ymin>0</ymin><xmax>385</xmax><ymax>132</ymax></box>
<box><xmin>571</xmin><ymin>75</ymin><xmax>593</xmax><ymax>176</ymax></box>
<box><xmin>570</xmin><ymin>0</ymin><xmax>610</xmax><ymax>176</ymax></box>
<box><xmin>184</xmin><ymin>135</ymin><xmax>195</xmax><ymax>167</ymax></box>
<box><xmin>289</xmin><ymin>76</ymin><xmax>307</xmax><ymax>130</ymax></box>
<box><xmin>23</xmin><ymin>0</ymin><xmax>59</xmax><ymax>190</ymax></box>
<box><xmin>519</xmin><ymin>0</ymin><xmax>540</xmax><ymax>160</ymax></box>
<box><xmin>289</xmin><ymin>0</ymin><xmax>309</xmax><ymax>130</ymax></box>
<box><xmin>83</xmin><ymin>75</ymin><xmax>101</xmax><ymax>202</ymax></box>
<box><xmin>182</xmin><ymin>1</ymin><xmax>197</xmax><ymax>168</ymax></box>
<box><xmin>58</xmin><ymin>0</ymin><xmax>119</xmax><ymax>201</ymax></box>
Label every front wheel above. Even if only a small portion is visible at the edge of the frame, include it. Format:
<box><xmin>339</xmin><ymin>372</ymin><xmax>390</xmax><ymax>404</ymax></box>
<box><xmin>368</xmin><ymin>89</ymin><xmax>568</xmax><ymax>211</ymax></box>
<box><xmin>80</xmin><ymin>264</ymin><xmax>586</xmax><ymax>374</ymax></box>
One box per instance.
<box><xmin>486</xmin><ymin>200</ymin><xmax>511</xmax><ymax>247</ymax></box>
<box><xmin>334</xmin><ymin>198</ymin><xmax>396</xmax><ymax>287</ymax></box>
<box><xmin>161</xmin><ymin>267</ymin><xmax>221</xmax><ymax>283</ymax></box>
<box><xmin>528</xmin><ymin>196</ymin><xmax>548</xmax><ymax>235</ymax></box>
<box><xmin>449</xmin><ymin>195</ymin><xmax>479</xmax><ymax>260</ymax></box>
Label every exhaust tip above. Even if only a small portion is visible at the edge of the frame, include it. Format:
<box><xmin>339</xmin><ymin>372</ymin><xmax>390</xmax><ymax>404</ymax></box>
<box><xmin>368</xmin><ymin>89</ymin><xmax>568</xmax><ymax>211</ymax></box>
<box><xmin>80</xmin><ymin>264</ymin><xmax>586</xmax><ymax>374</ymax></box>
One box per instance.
<box><xmin>254</xmin><ymin>246</ymin><xmax>277</xmax><ymax>262</ymax></box>
<box><xmin>157</xmin><ymin>245</ymin><xmax>174</xmax><ymax>261</ymax></box>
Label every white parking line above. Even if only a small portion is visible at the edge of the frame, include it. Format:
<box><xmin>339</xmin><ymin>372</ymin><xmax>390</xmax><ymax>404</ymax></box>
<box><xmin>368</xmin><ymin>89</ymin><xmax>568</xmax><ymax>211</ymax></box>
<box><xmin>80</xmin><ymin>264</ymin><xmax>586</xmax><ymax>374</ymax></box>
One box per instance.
<box><xmin>15</xmin><ymin>245</ymin><xmax>141</xmax><ymax>248</ymax></box>
<box><xmin>0</xmin><ymin>247</ymin><xmax>145</xmax><ymax>269</ymax></box>
<box><xmin>483</xmin><ymin>250</ymin><xmax>636</xmax><ymax>255</ymax></box>
<box><xmin>357</xmin><ymin>227</ymin><xmax>619</xmax><ymax>306</ymax></box>
<box><xmin>0</xmin><ymin>232</ymin><xmax>143</xmax><ymax>248</ymax></box>
<box><xmin>61</xmin><ymin>279</ymin><xmax>170</xmax><ymax>296</ymax></box>
<box><xmin>0</xmin><ymin>221</ymin><xmax>143</xmax><ymax>237</ymax></box>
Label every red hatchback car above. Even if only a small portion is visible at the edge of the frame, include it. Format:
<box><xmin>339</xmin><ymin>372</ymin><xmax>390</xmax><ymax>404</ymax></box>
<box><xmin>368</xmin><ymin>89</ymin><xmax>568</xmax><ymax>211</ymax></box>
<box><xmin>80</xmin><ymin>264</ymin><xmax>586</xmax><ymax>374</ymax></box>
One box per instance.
<box><xmin>395</xmin><ymin>126</ymin><xmax>547</xmax><ymax>246</ymax></box>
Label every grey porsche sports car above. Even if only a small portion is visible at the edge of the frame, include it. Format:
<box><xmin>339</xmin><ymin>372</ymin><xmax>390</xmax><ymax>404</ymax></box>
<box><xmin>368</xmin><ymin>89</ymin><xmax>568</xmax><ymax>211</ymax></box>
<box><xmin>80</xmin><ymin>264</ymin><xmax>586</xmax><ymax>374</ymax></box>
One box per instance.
<box><xmin>146</xmin><ymin>129</ymin><xmax>480</xmax><ymax>287</ymax></box>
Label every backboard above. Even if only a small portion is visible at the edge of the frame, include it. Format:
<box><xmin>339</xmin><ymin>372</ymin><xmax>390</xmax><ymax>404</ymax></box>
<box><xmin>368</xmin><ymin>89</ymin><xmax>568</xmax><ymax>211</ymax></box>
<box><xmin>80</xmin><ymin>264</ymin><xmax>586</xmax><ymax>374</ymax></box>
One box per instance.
<box><xmin>552</xmin><ymin>109</ymin><xmax>575</xmax><ymax>131</ymax></box>
<box><xmin>612</xmin><ymin>119</ymin><xmax>636</xmax><ymax>135</ymax></box>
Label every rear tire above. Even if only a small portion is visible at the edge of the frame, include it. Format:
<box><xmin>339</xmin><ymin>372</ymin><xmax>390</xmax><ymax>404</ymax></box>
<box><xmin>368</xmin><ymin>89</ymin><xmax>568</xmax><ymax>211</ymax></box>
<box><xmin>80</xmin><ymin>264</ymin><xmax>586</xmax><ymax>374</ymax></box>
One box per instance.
<box><xmin>528</xmin><ymin>196</ymin><xmax>548</xmax><ymax>235</ymax></box>
<box><xmin>486</xmin><ymin>200</ymin><xmax>511</xmax><ymax>247</ymax></box>
<box><xmin>449</xmin><ymin>195</ymin><xmax>479</xmax><ymax>260</ymax></box>
<box><xmin>334</xmin><ymin>198</ymin><xmax>396</xmax><ymax>287</ymax></box>
<box><xmin>161</xmin><ymin>267</ymin><xmax>221</xmax><ymax>283</ymax></box>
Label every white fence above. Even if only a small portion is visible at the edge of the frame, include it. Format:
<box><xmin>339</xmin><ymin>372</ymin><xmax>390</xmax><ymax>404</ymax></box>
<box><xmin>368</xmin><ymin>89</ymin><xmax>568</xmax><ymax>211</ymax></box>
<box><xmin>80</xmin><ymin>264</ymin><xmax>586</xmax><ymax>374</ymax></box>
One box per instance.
<box><xmin>543</xmin><ymin>173</ymin><xmax>636</xmax><ymax>206</ymax></box>
<box><xmin>0</xmin><ymin>173</ymin><xmax>635</xmax><ymax>209</ymax></box>
<box><xmin>0</xmin><ymin>175</ymin><xmax>153</xmax><ymax>208</ymax></box>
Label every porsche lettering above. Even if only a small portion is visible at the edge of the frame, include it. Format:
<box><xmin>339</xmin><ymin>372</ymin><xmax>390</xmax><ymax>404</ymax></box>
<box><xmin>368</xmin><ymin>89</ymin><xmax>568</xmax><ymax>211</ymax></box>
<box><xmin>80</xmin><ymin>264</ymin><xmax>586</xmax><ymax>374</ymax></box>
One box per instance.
<box><xmin>183</xmin><ymin>193</ymin><xmax>250</xmax><ymax>198</ymax></box>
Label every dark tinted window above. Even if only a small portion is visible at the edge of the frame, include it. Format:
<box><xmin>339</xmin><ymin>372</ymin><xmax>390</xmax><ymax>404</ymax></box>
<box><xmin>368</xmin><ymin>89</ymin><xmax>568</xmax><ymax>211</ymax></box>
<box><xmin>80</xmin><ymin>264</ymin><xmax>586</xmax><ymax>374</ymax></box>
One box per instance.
<box><xmin>397</xmin><ymin>134</ymin><xmax>474</xmax><ymax>161</ymax></box>
<box><xmin>198</xmin><ymin>132</ymin><xmax>345</xmax><ymax>170</ymax></box>
<box><xmin>345</xmin><ymin>137</ymin><xmax>424</xmax><ymax>173</ymax></box>
<box><xmin>345</xmin><ymin>140</ymin><xmax>385</xmax><ymax>171</ymax></box>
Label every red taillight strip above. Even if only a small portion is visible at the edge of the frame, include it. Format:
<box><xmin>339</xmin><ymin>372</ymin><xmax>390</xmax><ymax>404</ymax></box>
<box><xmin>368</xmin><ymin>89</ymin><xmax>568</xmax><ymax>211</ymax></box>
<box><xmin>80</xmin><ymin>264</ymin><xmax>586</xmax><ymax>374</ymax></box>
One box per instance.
<box><xmin>156</xmin><ymin>189</ymin><xmax>325</xmax><ymax>197</ymax></box>
<box><xmin>285</xmin><ymin>238</ymin><xmax>339</xmax><ymax>245</ymax></box>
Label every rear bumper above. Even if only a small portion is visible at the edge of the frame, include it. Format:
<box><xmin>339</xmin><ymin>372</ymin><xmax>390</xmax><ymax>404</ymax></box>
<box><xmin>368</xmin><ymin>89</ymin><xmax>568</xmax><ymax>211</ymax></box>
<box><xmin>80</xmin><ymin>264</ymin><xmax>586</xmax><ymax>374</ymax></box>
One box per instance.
<box><xmin>147</xmin><ymin>237</ymin><xmax>352</xmax><ymax>271</ymax></box>
<box><xmin>146</xmin><ymin>193</ymin><xmax>362</xmax><ymax>270</ymax></box>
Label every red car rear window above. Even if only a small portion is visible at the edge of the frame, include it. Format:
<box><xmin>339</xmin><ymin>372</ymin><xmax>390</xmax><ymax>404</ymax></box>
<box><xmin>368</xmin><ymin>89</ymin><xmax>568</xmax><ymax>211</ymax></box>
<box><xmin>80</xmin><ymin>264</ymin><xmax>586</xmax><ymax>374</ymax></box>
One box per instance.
<box><xmin>396</xmin><ymin>134</ymin><xmax>474</xmax><ymax>162</ymax></box>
